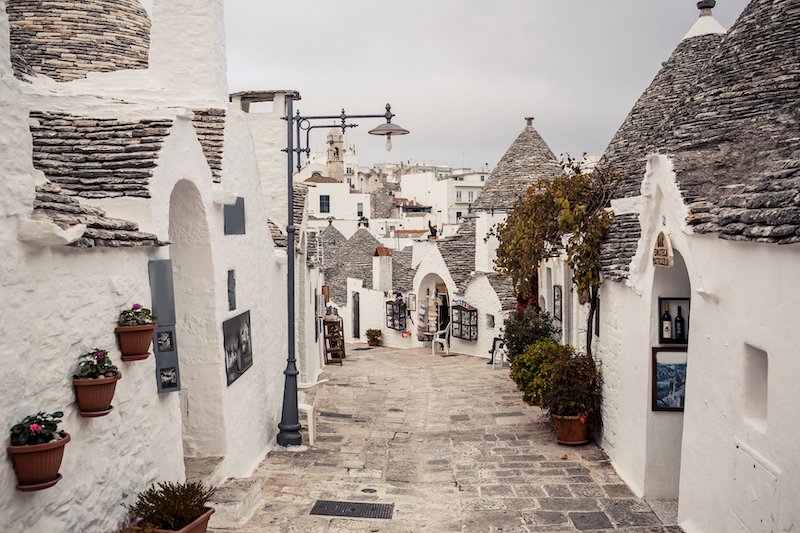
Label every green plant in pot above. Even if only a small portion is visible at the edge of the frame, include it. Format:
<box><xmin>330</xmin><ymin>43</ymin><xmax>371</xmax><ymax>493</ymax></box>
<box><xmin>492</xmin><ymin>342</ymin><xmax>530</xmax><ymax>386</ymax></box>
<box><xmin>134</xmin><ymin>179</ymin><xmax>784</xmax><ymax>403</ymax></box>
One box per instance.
<box><xmin>127</xmin><ymin>481</ymin><xmax>216</xmax><ymax>533</ymax></box>
<box><xmin>73</xmin><ymin>348</ymin><xmax>121</xmax><ymax>417</ymax></box>
<box><xmin>510</xmin><ymin>340</ymin><xmax>574</xmax><ymax>407</ymax></box>
<box><xmin>7</xmin><ymin>411</ymin><xmax>70</xmax><ymax>491</ymax></box>
<box><xmin>116</xmin><ymin>303</ymin><xmax>157</xmax><ymax>361</ymax></box>
<box><xmin>366</xmin><ymin>328</ymin><xmax>382</xmax><ymax>346</ymax></box>
<box><xmin>541</xmin><ymin>352</ymin><xmax>602</xmax><ymax>445</ymax></box>
<box><xmin>501</xmin><ymin>308</ymin><xmax>560</xmax><ymax>363</ymax></box>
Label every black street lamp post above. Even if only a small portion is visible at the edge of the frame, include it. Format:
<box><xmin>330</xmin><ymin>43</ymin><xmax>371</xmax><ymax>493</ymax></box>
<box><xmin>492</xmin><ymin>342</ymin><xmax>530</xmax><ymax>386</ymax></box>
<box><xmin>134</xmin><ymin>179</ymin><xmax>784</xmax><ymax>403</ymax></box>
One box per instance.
<box><xmin>277</xmin><ymin>94</ymin><xmax>408</xmax><ymax>446</ymax></box>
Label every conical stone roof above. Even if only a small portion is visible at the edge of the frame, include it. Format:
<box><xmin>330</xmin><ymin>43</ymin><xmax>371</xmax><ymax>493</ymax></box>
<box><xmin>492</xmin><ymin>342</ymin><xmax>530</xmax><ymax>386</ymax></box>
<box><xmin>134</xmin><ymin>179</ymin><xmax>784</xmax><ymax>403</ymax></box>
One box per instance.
<box><xmin>602</xmin><ymin>10</ymin><xmax>726</xmax><ymax>200</ymax></box>
<box><xmin>6</xmin><ymin>0</ymin><xmax>151</xmax><ymax>82</ymax></box>
<box><xmin>663</xmin><ymin>0</ymin><xmax>800</xmax><ymax>244</ymax></box>
<box><xmin>473</xmin><ymin>118</ymin><xmax>561</xmax><ymax>211</ymax></box>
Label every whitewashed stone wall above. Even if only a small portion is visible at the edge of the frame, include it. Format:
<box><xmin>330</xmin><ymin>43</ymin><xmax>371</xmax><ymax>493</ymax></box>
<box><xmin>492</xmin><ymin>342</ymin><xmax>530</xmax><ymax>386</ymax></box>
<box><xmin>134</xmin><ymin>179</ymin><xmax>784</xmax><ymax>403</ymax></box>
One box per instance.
<box><xmin>0</xmin><ymin>0</ymin><xmax>303</xmax><ymax>530</ymax></box>
<box><xmin>456</xmin><ymin>274</ymin><xmax>508</xmax><ymax>359</ymax></box>
<box><xmin>0</xmin><ymin>7</ymin><xmax>184</xmax><ymax>532</ymax></box>
<box><xmin>594</xmin><ymin>155</ymin><xmax>800</xmax><ymax>532</ymax></box>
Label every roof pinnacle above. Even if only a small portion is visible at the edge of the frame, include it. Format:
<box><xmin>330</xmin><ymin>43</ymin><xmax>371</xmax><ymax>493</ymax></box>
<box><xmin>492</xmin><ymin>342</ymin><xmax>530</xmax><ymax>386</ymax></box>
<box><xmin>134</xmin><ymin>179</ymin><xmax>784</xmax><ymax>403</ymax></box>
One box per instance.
<box><xmin>697</xmin><ymin>0</ymin><xmax>716</xmax><ymax>16</ymax></box>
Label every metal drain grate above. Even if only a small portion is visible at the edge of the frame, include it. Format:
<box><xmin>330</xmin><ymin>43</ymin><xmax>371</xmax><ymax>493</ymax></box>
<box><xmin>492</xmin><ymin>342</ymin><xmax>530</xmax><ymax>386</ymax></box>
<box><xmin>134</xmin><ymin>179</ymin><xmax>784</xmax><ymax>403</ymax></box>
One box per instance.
<box><xmin>310</xmin><ymin>500</ymin><xmax>394</xmax><ymax>519</ymax></box>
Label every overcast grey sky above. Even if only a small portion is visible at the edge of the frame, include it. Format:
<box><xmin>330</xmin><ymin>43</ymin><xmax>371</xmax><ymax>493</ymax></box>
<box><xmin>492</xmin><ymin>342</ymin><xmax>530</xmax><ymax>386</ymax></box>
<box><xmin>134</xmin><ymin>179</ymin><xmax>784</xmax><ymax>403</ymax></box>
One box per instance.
<box><xmin>142</xmin><ymin>1</ymin><xmax>749</xmax><ymax>170</ymax></box>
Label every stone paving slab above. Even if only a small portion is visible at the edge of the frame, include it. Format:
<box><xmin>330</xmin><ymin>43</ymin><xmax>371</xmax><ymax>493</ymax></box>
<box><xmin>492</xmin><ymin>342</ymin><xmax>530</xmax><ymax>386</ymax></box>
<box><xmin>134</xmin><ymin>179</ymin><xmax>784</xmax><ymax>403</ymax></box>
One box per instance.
<box><xmin>211</xmin><ymin>346</ymin><xmax>677</xmax><ymax>532</ymax></box>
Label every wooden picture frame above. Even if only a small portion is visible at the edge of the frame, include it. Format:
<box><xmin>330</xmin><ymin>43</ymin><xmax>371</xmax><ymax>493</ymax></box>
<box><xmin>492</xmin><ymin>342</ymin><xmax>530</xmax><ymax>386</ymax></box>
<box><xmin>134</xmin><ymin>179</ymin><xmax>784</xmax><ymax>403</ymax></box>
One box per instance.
<box><xmin>553</xmin><ymin>285</ymin><xmax>563</xmax><ymax>321</ymax></box>
<box><xmin>652</xmin><ymin>347</ymin><xmax>688</xmax><ymax>411</ymax></box>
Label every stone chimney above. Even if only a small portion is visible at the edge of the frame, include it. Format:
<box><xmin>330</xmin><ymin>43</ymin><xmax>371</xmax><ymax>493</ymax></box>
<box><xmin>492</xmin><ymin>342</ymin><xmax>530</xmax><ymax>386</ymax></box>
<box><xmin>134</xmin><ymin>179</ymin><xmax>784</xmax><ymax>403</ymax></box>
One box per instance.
<box><xmin>150</xmin><ymin>0</ymin><xmax>228</xmax><ymax>102</ymax></box>
<box><xmin>372</xmin><ymin>247</ymin><xmax>393</xmax><ymax>292</ymax></box>
<box><xmin>525</xmin><ymin>116</ymin><xmax>534</xmax><ymax>130</ymax></box>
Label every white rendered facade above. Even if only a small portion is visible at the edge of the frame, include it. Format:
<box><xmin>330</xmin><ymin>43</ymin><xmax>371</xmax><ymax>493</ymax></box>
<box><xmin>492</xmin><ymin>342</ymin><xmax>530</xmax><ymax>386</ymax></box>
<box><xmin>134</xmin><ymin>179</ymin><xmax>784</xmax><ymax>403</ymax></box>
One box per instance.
<box><xmin>0</xmin><ymin>1</ymin><xmax>322</xmax><ymax>531</ymax></box>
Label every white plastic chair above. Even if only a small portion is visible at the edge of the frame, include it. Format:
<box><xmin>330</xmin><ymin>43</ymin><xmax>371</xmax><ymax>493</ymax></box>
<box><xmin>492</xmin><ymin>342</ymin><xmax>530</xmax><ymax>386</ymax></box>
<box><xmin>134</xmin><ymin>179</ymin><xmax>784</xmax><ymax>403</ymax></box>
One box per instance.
<box><xmin>491</xmin><ymin>339</ymin><xmax>509</xmax><ymax>369</ymax></box>
<box><xmin>298</xmin><ymin>379</ymin><xmax>329</xmax><ymax>446</ymax></box>
<box><xmin>432</xmin><ymin>323</ymin><xmax>450</xmax><ymax>356</ymax></box>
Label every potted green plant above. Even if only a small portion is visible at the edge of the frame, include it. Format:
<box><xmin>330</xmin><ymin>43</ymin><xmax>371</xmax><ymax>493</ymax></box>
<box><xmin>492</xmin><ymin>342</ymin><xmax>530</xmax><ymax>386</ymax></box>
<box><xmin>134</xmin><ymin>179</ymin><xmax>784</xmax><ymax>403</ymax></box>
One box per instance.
<box><xmin>127</xmin><ymin>481</ymin><xmax>216</xmax><ymax>533</ymax></box>
<box><xmin>7</xmin><ymin>411</ymin><xmax>69</xmax><ymax>491</ymax></box>
<box><xmin>510</xmin><ymin>340</ymin><xmax>574</xmax><ymax>407</ymax></box>
<box><xmin>366</xmin><ymin>329</ymin><xmax>382</xmax><ymax>347</ymax></box>
<box><xmin>541</xmin><ymin>352</ymin><xmax>602</xmax><ymax>445</ymax></box>
<box><xmin>73</xmin><ymin>348</ymin><xmax>121</xmax><ymax>417</ymax></box>
<box><xmin>116</xmin><ymin>303</ymin><xmax>157</xmax><ymax>361</ymax></box>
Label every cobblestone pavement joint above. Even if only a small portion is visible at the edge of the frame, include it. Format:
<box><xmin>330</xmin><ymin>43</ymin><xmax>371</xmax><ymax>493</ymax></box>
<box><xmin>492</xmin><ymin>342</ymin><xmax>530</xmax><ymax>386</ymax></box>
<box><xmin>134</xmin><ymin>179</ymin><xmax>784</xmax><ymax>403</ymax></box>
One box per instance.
<box><xmin>214</xmin><ymin>345</ymin><xmax>679</xmax><ymax>532</ymax></box>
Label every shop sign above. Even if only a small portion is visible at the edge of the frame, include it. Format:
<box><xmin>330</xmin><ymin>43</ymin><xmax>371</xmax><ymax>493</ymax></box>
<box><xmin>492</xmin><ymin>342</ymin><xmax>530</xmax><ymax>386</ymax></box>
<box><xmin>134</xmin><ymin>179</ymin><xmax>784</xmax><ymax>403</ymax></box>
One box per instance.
<box><xmin>653</xmin><ymin>231</ymin><xmax>674</xmax><ymax>268</ymax></box>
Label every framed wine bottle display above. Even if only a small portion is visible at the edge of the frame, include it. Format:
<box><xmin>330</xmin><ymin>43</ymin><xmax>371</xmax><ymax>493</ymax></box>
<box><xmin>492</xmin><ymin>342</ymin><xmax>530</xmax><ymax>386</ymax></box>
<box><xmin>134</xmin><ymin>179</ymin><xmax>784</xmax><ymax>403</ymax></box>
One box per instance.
<box><xmin>657</xmin><ymin>297</ymin><xmax>690</xmax><ymax>345</ymax></box>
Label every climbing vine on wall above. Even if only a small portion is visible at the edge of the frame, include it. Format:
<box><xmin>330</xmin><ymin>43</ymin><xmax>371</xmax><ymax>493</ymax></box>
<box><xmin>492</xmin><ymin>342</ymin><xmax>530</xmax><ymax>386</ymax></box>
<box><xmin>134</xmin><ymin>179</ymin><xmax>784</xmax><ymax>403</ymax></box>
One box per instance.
<box><xmin>493</xmin><ymin>156</ymin><xmax>620</xmax><ymax>356</ymax></box>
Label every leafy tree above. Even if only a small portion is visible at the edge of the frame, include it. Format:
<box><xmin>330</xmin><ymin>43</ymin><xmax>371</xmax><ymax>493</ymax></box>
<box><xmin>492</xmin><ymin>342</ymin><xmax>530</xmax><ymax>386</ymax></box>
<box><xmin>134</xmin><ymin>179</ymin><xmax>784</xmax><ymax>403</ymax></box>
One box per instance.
<box><xmin>500</xmin><ymin>308</ymin><xmax>560</xmax><ymax>362</ymax></box>
<box><xmin>494</xmin><ymin>157</ymin><xmax>619</xmax><ymax>356</ymax></box>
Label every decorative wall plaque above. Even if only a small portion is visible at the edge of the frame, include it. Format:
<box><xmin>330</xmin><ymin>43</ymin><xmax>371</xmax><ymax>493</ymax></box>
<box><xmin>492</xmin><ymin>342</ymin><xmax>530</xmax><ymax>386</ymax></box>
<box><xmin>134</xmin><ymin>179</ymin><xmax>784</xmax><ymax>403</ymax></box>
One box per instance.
<box><xmin>653</xmin><ymin>231</ymin><xmax>674</xmax><ymax>268</ymax></box>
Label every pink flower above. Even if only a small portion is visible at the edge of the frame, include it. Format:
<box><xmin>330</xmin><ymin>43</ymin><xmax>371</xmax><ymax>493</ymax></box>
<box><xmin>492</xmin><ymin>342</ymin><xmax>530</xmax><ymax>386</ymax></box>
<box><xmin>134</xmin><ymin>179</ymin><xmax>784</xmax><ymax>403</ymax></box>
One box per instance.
<box><xmin>132</xmin><ymin>303</ymin><xmax>141</xmax><ymax>310</ymax></box>
<box><xmin>29</xmin><ymin>424</ymin><xmax>43</xmax><ymax>432</ymax></box>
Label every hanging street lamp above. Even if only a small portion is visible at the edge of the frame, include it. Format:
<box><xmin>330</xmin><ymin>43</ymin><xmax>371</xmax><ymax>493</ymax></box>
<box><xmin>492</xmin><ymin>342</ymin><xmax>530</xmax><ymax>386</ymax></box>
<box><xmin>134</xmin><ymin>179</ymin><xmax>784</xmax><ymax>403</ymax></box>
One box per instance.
<box><xmin>277</xmin><ymin>95</ymin><xmax>409</xmax><ymax>446</ymax></box>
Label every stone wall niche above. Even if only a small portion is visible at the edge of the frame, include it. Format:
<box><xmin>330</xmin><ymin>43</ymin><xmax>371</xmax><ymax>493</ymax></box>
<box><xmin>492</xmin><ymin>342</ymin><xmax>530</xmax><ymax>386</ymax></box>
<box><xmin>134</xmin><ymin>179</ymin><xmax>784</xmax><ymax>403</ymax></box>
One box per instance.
<box><xmin>744</xmin><ymin>344</ymin><xmax>768</xmax><ymax>432</ymax></box>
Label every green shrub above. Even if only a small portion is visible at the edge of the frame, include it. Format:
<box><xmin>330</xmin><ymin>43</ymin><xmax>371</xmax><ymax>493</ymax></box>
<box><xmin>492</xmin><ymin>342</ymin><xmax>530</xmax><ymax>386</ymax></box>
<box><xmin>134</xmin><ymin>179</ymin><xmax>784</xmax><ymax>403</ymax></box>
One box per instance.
<box><xmin>510</xmin><ymin>340</ymin><xmax>574</xmax><ymax>407</ymax></box>
<box><xmin>118</xmin><ymin>303</ymin><xmax>157</xmax><ymax>326</ymax></box>
<box><xmin>365</xmin><ymin>329</ymin><xmax>382</xmax><ymax>341</ymax></box>
<box><xmin>501</xmin><ymin>307</ymin><xmax>560</xmax><ymax>362</ymax></box>
<box><xmin>127</xmin><ymin>481</ymin><xmax>214</xmax><ymax>531</ymax></box>
<box><xmin>542</xmin><ymin>352</ymin><xmax>602</xmax><ymax>420</ymax></box>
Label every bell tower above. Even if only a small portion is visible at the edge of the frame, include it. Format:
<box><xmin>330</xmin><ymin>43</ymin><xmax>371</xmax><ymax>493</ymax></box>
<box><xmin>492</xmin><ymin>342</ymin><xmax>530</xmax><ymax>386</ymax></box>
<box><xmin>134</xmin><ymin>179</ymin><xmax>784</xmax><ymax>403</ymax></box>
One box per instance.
<box><xmin>326</xmin><ymin>129</ymin><xmax>345</xmax><ymax>182</ymax></box>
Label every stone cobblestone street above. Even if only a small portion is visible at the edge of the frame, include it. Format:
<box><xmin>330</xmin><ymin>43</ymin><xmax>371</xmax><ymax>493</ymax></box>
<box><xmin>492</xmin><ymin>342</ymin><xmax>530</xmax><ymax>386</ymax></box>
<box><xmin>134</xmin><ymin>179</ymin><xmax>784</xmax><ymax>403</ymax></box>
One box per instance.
<box><xmin>220</xmin><ymin>346</ymin><xmax>678</xmax><ymax>532</ymax></box>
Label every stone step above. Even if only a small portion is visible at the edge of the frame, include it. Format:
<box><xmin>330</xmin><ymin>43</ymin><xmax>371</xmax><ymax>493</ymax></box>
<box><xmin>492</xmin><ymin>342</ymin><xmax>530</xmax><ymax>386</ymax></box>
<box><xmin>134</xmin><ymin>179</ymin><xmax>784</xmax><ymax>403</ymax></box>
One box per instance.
<box><xmin>208</xmin><ymin>478</ymin><xmax>262</xmax><ymax>530</ymax></box>
<box><xmin>184</xmin><ymin>456</ymin><xmax>225</xmax><ymax>485</ymax></box>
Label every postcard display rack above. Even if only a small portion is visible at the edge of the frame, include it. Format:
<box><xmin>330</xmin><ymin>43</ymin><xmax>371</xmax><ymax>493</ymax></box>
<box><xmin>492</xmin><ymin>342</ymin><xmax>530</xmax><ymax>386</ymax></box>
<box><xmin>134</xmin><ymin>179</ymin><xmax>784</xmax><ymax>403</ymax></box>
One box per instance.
<box><xmin>417</xmin><ymin>295</ymin><xmax>438</xmax><ymax>340</ymax></box>
<box><xmin>323</xmin><ymin>315</ymin><xmax>345</xmax><ymax>365</ymax></box>
<box><xmin>451</xmin><ymin>303</ymin><xmax>478</xmax><ymax>341</ymax></box>
<box><xmin>386</xmin><ymin>299</ymin><xmax>408</xmax><ymax>331</ymax></box>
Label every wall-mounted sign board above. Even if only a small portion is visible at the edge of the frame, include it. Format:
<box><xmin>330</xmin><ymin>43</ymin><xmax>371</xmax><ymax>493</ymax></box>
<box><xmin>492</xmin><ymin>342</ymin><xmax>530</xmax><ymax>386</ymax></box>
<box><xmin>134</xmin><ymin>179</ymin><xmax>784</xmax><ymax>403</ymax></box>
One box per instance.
<box><xmin>653</xmin><ymin>231</ymin><xmax>674</xmax><ymax>268</ymax></box>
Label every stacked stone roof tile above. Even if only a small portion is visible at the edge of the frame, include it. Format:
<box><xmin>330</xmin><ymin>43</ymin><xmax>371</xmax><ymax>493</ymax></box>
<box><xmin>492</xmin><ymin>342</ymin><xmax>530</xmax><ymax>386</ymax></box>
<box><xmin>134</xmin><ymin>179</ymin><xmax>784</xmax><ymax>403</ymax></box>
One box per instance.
<box><xmin>192</xmin><ymin>109</ymin><xmax>225</xmax><ymax>183</ymax></box>
<box><xmin>33</xmin><ymin>182</ymin><xmax>161</xmax><ymax>248</ymax></box>
<box><xmin>473</xmin><ymin>121</ymin><xmax>562</xmax><ymax>210</ymax></box>
<box><xmin>321</xmin><ymin>228</ymin><xmax>382</xmax><ymax>304</ymax></box>
<box><xmin>600</xmin><ymin>214</ymin><xmax>642</xmax><ymax>282</ymax></box>
<box><xmin>7</xmin><ymin>0</ymin><xmax>150</xmax><ymax>82</ymax></box>
<box><xmin>601</xmin><ymin>0</ymin><xmax>800</xmax><ymax>280</ymax></box>
<box><xmin>306</xmin><ymin>231</ymin><xmax>319</xmax><ymax>267</ymax></box>
<box><xmin>29</xmin><ymin>111</ymin><xmax>172</xmax><ymax>199</ymax></box>
<box><xmin>436</xmin><ymin>218</ymin><xmax>476</xmax><ymax>291</ymax></box>
<box><xmin>664</xmin><ymin>0</ymin><xmax>800</xmax><ymax>244</ymax></box>
<box><xmin>318</xmin><ymin>223</ymin><xmax>347</xmax><ymax>267</ymax></box>
<box><xmin>485</xmin><ymin>273</ymin><xmax>517</xmax><ymax>311</ymax></box>
<box><xmin>602</xmin><ymin>33</ymin><xmax>725</xmax><ymax>200</ymax></box>
<box><xmin>268</xmin><ymin>219</ymin><xmax>287</xmax><ymax>248</ymax></box>
<box><xmin>392</xmin><ymin>247</ymin><xmax>416</xmax><ymax>293</ymax></box>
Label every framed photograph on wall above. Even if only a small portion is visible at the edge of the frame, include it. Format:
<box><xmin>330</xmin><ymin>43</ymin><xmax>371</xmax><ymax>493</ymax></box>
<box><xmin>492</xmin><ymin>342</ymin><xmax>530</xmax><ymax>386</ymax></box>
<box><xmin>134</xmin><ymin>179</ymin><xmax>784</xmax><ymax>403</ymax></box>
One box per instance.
<box><xmin>652</xmin><ymin>347</ymin><xmax>688</xmax><ymax>411</ymax></box>
<box><xmin>407</xmin><ymin>293</ymin><xmax>417</xmax><ymax>312</ymax></box>
<box><xmin>223</xmin><ymin>310</ymin><xmax>253</xmax><ymax>386</ymax></box>
<box><xmin>553</xmin><ymin>285</ymin><xmax>563</xmax><ymax>321</ymax></box>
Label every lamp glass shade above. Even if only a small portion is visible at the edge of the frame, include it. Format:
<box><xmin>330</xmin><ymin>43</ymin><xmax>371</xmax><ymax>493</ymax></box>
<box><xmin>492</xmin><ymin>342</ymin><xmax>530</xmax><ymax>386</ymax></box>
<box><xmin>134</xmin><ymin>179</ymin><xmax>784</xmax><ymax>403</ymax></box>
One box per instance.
<box><xmin>368</xmin><ymin>122</ymin><xmax>410</xmax><ymax>137</ymax></box>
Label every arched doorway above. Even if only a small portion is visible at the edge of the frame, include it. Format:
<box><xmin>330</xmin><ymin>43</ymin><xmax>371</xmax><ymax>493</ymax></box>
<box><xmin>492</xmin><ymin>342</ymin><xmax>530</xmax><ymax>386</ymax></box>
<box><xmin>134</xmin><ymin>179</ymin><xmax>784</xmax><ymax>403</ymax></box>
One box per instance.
<box><xmin>169</xmin><ymin>180</ymin><xmax>226</xmax><ymax>462</ymax></box>
<box><xmin>644</xmin><ymin>247</ymin><xmax>691</xmax><ymax>498</ymax></box>
<box><xmin>418</xmin><ymin>273</ymin><xmax>450</xmax><ymax>334</ymax></box>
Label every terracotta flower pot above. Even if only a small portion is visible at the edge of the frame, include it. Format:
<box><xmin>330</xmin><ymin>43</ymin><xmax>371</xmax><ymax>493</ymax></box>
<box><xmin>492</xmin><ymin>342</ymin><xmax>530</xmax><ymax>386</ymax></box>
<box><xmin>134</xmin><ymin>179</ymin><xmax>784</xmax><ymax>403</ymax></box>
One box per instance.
<box><xmin>116</xmin><ymin>323</ymin><xmax>157</xmax><ymax>361</ymax></box>
<box><xmin>7</xmin><ymin>432</ymin><xmax>70</xmax><ymax>491</ymax></box>
<box><xmin>153</xmin><ymin>508</ymin><xmax>215</xmax><ymax>533</ymax></box>
<box><xmin>367</xmin><ymin>339</ymin><xmax>380</xmax><ymax>347</ymax></box>
<box><xmin>74</xmin><ymin>372</ymin><xmax>122</xmax><ymax>417</ymax></box>
<box><xmin>552</xmin><ymin>415</ymin><xmax>589</xmax><ymax>446</ymax></box>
